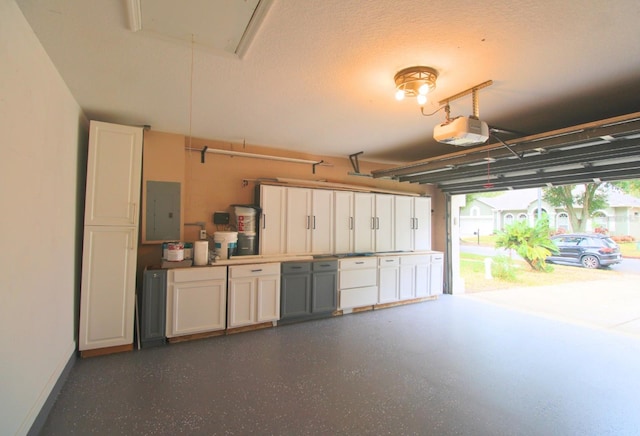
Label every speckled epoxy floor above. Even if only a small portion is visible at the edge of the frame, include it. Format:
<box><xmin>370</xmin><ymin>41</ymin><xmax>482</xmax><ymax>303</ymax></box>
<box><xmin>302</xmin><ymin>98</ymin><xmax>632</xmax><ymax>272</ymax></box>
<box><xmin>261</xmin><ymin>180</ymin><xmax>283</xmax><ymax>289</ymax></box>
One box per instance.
<box><xmin>40</xmin><ymin>296</ymin><xmax>640</xmax><ymax>435</ymax></box>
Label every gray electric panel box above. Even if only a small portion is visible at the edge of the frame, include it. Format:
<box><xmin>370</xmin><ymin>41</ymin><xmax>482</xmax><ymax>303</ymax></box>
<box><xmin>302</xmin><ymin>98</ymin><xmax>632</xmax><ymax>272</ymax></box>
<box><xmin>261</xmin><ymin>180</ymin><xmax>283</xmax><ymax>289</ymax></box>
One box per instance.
<box><xmin>145</xmin><ymin>181</ymin><xmax>181</xmax><ymax>241</ymax></box>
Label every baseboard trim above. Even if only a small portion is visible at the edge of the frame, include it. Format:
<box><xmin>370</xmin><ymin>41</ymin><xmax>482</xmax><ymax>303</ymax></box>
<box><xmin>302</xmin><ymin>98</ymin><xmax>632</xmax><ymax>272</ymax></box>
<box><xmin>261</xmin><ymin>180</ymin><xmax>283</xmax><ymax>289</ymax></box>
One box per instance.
<box><xmin>26</xmin><ymin>344</ymin><xmax>76</xmax><ymax>436</ymax></box>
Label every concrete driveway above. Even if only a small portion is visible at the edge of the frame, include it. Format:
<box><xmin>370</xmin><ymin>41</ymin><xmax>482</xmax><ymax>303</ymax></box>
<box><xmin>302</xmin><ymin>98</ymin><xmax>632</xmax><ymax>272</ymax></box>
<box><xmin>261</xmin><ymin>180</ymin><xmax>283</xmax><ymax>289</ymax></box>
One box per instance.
<box><xmin>461</xmin><ymin>275</ymin><xmax>640</xmax><ymax>339</ymax></box>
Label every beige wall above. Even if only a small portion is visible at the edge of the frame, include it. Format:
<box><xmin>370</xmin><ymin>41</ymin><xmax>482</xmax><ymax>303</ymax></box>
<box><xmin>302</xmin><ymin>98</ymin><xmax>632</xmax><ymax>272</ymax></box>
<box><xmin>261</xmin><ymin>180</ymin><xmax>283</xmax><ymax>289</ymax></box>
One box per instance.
<box><xmin>139</xmin><ymin>130</ymin><xmax>444</xmax><ymax>266</ymax></box>
<box><xmin>0</xmin><ymin>1</ymin><xmax>86</xmax><ymax>434</ymax></box>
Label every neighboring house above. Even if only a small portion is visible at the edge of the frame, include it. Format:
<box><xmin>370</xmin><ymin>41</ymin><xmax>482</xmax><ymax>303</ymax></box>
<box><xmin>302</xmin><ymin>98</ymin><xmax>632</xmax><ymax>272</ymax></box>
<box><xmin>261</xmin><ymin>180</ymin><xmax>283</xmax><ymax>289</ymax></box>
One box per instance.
<box><xmin>459</xmin><ymin>188</ymin><xmax>640</xmax><ymax>238</ymax></box>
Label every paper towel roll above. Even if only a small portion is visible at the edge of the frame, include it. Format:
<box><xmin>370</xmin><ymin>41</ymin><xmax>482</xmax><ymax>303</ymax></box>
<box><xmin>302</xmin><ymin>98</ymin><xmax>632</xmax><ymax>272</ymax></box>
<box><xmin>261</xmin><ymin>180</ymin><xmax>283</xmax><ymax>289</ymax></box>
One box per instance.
<box><xmin>193</xmin><ymin>241</ymin><xmax>209</xmax><ymax>266</ymax></box>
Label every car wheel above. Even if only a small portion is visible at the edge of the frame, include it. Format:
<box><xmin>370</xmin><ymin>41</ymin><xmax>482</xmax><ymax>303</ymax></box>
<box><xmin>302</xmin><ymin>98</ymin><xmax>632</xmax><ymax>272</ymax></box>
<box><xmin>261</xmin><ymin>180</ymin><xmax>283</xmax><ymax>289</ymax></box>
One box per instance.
<box><xmin>581</xmin><ymin>255</ymin><xmax>600</xmax><ymax>269</ymax></box>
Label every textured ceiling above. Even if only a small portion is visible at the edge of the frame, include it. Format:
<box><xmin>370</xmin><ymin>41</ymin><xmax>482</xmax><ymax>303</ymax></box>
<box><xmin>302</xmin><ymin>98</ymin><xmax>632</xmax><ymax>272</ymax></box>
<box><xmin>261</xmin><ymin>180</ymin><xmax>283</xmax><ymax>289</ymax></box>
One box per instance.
<box><xmin>15</xmin><ymin>0</ymin><xmax>640</xmax><ymax>164</ymax></box>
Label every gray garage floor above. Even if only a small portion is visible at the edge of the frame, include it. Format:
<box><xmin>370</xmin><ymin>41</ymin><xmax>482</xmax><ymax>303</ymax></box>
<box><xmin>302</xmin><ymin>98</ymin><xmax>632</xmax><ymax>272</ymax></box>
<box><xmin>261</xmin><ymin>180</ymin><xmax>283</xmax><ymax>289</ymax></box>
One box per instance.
<box><xmin>39</xmin><ymin>295</ymin><xmax>640</xmax><ymax>435</ymax></box>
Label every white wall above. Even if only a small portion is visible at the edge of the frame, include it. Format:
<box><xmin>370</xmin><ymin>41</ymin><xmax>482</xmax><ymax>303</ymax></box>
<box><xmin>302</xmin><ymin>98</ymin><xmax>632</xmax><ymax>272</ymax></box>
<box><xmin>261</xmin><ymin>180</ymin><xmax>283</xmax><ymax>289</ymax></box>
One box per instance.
<box><xmin>0</xmin><ymin>1</ymin><xmax>85</xmax><ymax>434</ymax></box>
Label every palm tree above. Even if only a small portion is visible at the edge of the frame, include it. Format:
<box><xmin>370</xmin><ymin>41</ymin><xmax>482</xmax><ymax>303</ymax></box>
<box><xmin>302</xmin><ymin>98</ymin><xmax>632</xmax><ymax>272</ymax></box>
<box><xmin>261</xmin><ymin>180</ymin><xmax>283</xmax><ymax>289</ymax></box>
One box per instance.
<box><xmin>495</xmin><ymin>217</ymin><xmax>557</xmax><ymax>271</ymax></box>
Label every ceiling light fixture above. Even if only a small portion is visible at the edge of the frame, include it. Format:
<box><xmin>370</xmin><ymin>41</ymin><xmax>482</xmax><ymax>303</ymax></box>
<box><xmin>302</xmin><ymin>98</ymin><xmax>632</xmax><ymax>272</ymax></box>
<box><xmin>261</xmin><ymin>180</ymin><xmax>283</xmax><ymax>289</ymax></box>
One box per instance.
<box><xmin>394</xmin><ymin>66</ymin><xmax>438</xmax><ymax>105</ymax></box>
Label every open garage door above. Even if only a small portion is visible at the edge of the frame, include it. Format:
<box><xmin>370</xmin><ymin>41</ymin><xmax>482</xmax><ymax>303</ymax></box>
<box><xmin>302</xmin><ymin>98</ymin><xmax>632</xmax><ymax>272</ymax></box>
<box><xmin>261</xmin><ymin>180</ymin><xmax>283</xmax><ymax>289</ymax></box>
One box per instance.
<box><xmin>371</xmin><ymin>112</ymin><xmax>640</xmax><ymax>293</ymax></box>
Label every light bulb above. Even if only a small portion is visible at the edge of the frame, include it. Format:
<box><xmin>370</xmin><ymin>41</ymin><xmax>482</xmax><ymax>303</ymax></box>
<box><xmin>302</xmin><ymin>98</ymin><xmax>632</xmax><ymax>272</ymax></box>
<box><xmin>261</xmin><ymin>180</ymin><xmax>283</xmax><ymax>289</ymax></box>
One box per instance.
<box><xmin>417</xmin><ymin>94</ymin><xmax>427</xmax><ymax>105</ymax></box>
<box><xmin>395</xmin><ymin>89</ymin><xmax>405</xmax><ymax>101</ymax></box>
<box><xmin>418</xmin><ymin>83</ymin><xmax>430</xmax><ymax>95</ymax></box>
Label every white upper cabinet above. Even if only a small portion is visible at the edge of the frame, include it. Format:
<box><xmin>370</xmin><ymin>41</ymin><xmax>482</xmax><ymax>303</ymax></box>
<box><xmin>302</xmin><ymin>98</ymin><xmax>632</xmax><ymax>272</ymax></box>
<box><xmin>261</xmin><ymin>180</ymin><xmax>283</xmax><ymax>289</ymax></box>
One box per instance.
<box><xmin>258</xmin><ymin>185</ymin><xmax>287</xmax><ymax>255</ymax></box>
<box><xmin>311</xmin><ymin>189</ymin><xmax>334</xmax><ymax>254</ymax></box>
<box><xmin>84</xmin><ymin>121</ymin><xmax>143</xmax><ymax>227</ymax></box>
<box><xmin>285</xmin><ymin>187</ymin><xmax>334</xmax><ymax>255</ymax></box>
<box><xmin>353</xmin><ymin>192</ymin><xmax>375</xmax><ymax>253</ymax></box>
<box><xmin>394</xmin><ymin>195</ymin><xmax>414</xmax><ymax>251</ymax></box>
<box><xmin>286</xmin><ymin>187</ymin><xmax>312</xmax><ymax>254</ymax></box>
<box><xmin>413</xmin><ymin>197</ymin><xmax>432</xmax><ymax>251</ymax></box>
<box><xmin>374</xmin><ymin>194</ymin><xmax>394</xmax><ymax>252</ymax></box>
<box><xmin>334</xmin><ymin>191</ymin><xmax>354</xmax><ymax>254</ymax></box>
<box><xmin>395</xmin><ymin>196</ymin><xmax>432</xmax><ymax>251</ymax></box>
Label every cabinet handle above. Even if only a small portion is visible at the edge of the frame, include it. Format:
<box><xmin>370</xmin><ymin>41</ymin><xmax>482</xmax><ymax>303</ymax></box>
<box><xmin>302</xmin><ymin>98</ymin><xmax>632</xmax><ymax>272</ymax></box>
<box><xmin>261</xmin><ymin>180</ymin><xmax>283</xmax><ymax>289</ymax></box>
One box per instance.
<box><xmin>320</xmin><ymin>263</ymin><xmax>331</xmax><ymax>267</ymax></box>
<box><xmin>129</xmin><ymin>229</ymin><xmax>134</xmax><ymax>250</ymax></box>
<box><xmin>386</xmin><ymin>259</ymin><xmax>394</xmax><ymax>262</ymax></box>
<box><xmin>349</xmin><ymin>217</ymin><xmax>353</xmax><ymax>230</ymax></box>
<box><xmin>376</xmin><ymin>217</ymin><xmax>380</xmax><ymax>230</ymax></box>
<box><xmin>371</xmin><ymin>217</ymin><xmax>375</xmax><ymax>229</ymax></box>
<box><xmin>291</xmin><ymin>266</ymin><xmax>302</xmax><ymax>269</ymax></box>
<box><xmin>355</xmin><ymin>261</ymin><xmax>365</xmax><ymax>264</ymax></box>
<box><xmin>306</xmin><ymin>215</ymin><xmax>310</xmax><ymax>229</ymax></box>
<box><xmin>263</xmin><ymin>215</ymin><xmax>266</xmax><ymax>229</ymax></box>
<box><xmin>251</xmin><ymin>269</ymin><xmax>263</xmax><ymax>273</ymax></box>
<box><xmin>415</xmin><ymin>218</ymin><xmax>419</xmax><ymax>229</ymax></box>
<box><xmin>313</xmin><ymin>216</ymin><xmax>316</xmax><ymax>230</ymax></box>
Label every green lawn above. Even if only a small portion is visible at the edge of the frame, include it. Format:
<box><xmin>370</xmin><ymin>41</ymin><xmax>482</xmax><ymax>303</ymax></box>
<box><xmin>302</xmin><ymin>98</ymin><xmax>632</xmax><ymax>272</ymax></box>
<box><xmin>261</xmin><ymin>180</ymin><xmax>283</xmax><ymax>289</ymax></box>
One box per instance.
<box><xmin>460</xmin><ymin>252</ymin><xmax>624</xmax><ymax>293</ymax></box>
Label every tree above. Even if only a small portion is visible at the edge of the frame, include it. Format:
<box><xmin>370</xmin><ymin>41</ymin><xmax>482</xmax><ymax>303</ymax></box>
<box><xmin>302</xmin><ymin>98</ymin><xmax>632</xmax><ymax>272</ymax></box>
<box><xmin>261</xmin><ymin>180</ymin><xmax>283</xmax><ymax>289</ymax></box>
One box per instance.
<box><xmin>542</xmin><ymin>183</ymin><xmax>607</xmax><ymax>232</ymax></box>
<box><xmin>494</xmin><ymin>217</ymin><xmax>556</xmax><ymax>271</ymax></box>
<box><xmin>612</xmin><ymin>180</ymin><xmax>640</xmax><ymax>197</ymax></box>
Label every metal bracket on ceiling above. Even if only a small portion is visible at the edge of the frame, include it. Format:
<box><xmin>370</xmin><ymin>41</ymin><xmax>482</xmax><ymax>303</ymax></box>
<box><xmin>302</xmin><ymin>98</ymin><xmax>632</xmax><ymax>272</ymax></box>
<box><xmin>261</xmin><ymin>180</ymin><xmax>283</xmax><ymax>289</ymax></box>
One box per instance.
<box><xmin>200</xmin><ymin>146</ymin><xmax>208</xmax><ymax>163</ymax></box>
<box><xmin>349</xmin><ymin>152</ymin><xmax>363</xmax><ymax>173</ymax></box>
<box><xmin>312</xmin><ymin>160</ymin><xmax>324</xmax><ymax>175</ymax></box>
<box><xmin>490</xmin><ymin>133</ymin><xmax>524</xmax><ymax>160</ymax></box>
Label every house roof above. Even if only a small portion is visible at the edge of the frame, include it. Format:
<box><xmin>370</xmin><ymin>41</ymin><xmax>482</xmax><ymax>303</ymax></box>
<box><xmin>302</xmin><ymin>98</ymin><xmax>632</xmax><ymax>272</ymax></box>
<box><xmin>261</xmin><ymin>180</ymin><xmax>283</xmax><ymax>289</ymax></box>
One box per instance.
<box><xmin>475</xmin><ymin>187</ymin><xmax>640</xmax><ymax>211</ymax></box>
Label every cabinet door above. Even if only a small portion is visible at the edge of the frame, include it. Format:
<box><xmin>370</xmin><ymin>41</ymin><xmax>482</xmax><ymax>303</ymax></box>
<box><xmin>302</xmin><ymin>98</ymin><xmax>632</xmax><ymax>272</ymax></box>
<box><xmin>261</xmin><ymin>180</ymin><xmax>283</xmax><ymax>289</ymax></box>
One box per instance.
<box><xmin>259</xmin><ymin>185</ymin><xmax>287</xmax><ymax>255</ymax></box>
<box><xmin>257</xmin><ymin>275</ymin><xmax>281</xmax><ymax>322</ymax></box>
<box><xmin>430</xmin><ymin>254</ymin><xmax>444</xmax><ymax>296</ymax></box>
<box><xmin>334</xmin><ymin>191</ymin><xmax>354</xmax><ymax>254</ymax></box>
<box><xmin>281</xmin><ymin>273</ymin><xmax>311</xmax><ymax>318</ymax></box>
<box><xmin>415</xmin><ymin>263</ymin><xmax>430</xmax><ymax>297</ymax></box>
<box><xmin>378</xmin><ymin>263</ymin><xmax>400</xmax><ymax>303</ymax></box>
<box><xmin>172</xmin><ymin>279</ymin><xmax>226</xmax><ymax>336</ymax></box>
<box><xmin>312</xmin><ymin>270</ymin><xmax>337</xmax><ymax>313</ymax></box>
<box><xmin>84</xmin><ymin>121</ymin><xmax>143</xmax><ymax>226</ymax></box>
<box><xmin>399</xmin><ymin>264</ymin><xmax>416</xmax><ymax>300</ymax></box>
<box><xmin>375</xmin><ymin>194</ymin><xmax>394</xmax><ymax>252</ymax></box>
<box><xmin>311</xmin><ymin>189</ymin><xmax>334</xmax><ymax>254</ymax></box>
<box><xmin>354</xmin><ymin>192</ymin><xmax>375</xmax><ymax>252</ymax></box>
<box><xmin>413</xmin><ymin>197</ymin><xmax>432</xmax><ymax>251</ymax></box>
<box><xmin>228</xmin><ymin>277</ymin><xmax>256</xmax><ymax>328</ymax></box>
<box><xmin>141</xmin><ymin>269</ymin><xmax>166</xmax><ymax>344</ymax></box>
<box><xmin>286</xmin><ymin>187</ymin><xmax>312</xmax><ymax>254</ymax></box>
<box><xmin>394</xmin><ymin>196</ymin><xmax>414</xmax><ymax>251</ymax></box>
<box><xmin>79</xmin><ymin>226</ymin><xmax>137</xmax><ymax>350</ymax></box>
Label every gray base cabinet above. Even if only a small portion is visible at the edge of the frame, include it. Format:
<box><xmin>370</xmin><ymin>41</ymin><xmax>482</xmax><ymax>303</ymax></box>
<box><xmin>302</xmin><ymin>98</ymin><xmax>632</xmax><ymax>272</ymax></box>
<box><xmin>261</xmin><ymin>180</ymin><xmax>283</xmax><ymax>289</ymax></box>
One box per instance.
<box><xmin>139</xmin><ymin>268</ymin><xmax>167</xmax><ymax>348</ymax></box>
<box><xmin>281</xmin><ymin>260</ymin><xmax>337</xmax><ymax>323</ymax></box>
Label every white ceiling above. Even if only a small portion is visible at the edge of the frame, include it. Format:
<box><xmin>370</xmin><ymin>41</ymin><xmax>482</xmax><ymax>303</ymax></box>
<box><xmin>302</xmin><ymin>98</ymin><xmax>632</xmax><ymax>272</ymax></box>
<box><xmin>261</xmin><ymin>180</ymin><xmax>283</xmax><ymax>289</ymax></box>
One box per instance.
<box><xmin>16</xmin><ymin>0</ymin><xmax>640</xmax><ymax>164</ymax></box>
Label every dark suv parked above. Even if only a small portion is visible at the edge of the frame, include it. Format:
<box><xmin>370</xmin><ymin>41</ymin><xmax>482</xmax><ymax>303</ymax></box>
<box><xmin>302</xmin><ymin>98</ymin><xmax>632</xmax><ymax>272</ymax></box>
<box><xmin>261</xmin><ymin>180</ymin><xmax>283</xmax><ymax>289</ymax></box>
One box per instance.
<box><xmin>546</xmin><ymin>233</ymin><xmax>622</xmax><ymax>269</ymax></box>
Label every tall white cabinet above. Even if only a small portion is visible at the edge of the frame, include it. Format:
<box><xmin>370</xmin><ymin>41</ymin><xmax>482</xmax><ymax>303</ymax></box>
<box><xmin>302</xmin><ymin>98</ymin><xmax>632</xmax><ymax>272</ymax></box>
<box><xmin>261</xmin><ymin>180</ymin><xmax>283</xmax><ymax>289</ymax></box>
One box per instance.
<box><xmin>285</xmin><ymin>187</ymin><xmax>334</xmax><ymax>254</ymax></box>
<box><xmin>395</xmin><ymin>196</ymin><xmax>432</xmax><ymax>251</ymax></box>
<box><xmin>79</xmin><ymin>121</ymin><xmax>143</xmax><ymax>353</ymax></box>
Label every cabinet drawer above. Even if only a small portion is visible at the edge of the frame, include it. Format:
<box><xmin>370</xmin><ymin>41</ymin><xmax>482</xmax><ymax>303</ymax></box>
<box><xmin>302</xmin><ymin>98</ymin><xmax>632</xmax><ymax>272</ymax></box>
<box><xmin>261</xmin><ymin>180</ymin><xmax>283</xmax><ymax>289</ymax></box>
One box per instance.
<box><xmin>431</xmin><ymin>253</ymin><xmax>444</xmax><ymax>263</ymax></box>
<box><xmin>340</xmin><ymin>286</ymin><xmax>378</xmax><ymax>309</ymax></box>
<box><xmin>339</xmin><ymin>257</ymin><xmax>377</xmax><ymax>270</ymax></box>
<box><xmin>400</xmin><ymin>255</ymin><xmax>430</xmax><ymax>265</ymax></box>
<box><xmin>282</xmin><ymin>262</ymin><xmax>311</xmax><ymax>274</ymax></box>
<box><xmin>172</xmin><ymin>266</ymin><xmax>226</xmax><ymax>283</ymax></box>
<box><xmin>340</xmin><ymin>268</ymin><xmax>377</xmax><ymax>289</ymax></box>
<box><xmin>378</xmin><ymin>256</ymin><xmax>399</xmax><ymax>267</ymax></box>
<box><xmin>229</xmin><ymin>262</ymin><xmax>281</xmax><ymax>278</ymax></box>
<box><xmin>313</xmin><ymin>260</ymin><xmax>337</xmax><ymax>272</ymax></box>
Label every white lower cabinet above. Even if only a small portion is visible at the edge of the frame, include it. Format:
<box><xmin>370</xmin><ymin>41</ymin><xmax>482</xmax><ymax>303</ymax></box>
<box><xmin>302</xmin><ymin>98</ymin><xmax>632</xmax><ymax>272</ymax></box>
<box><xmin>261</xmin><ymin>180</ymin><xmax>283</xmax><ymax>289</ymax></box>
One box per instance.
<box><xmin>430</xmin><ymin>253</ymin><xmax>444</xmax><ymax>295</ymax></box>
<box><xmin>166</xmin><ymin>267</ymin><xmax>227</xmax><ymax>338</ymax></box>
<box><xmin>79</xmin><ymin>226</ymin><xmax>137</xmax><ymax>351</ymax></box>
<box><xmin>378</xmin><ymin>256</ymin><xmax>400</xmax><ymax>303</ymax></box>
<box><xmin>399</xmin><ymin>254</ymin><xmax>431</xmax><ymax>300</ymax></box>
<box><xmin>338</xmin><ymin>257</ymin><xmax>378</xmax><ymax>310</ymax></box>
<box><xmin>228</xmin><ymin>263</ymin><xmax>281</xmax><ymax>328</ymax></box>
